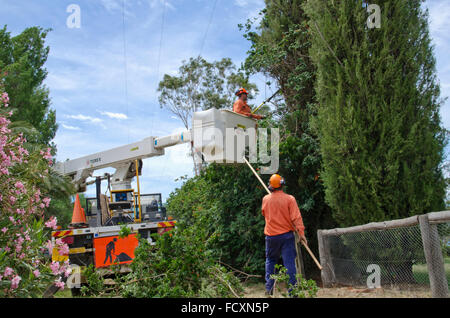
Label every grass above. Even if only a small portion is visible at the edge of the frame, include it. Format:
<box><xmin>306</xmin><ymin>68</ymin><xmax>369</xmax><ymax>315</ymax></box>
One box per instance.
<box><xmin>412</xmin><ymin>257</ymin><xmax>450</xmax><ymax>288</ymax></box>
<box><xmin>53</xmin><ymin>288</ymin><xmax>73</xmax><ymax>298</ymax></box>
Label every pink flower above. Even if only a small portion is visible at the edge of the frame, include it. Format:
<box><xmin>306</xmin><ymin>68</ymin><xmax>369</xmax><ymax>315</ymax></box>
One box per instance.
<box><xmin>34</xmin><ymin>189</ymin><xmax>41</xmax><ymax>202</ymax></box>
<box><xmin>64</xmin><ymin>267</ymin><xmax>72</xmax><ymax>278</ymax></box>
<box><xmin>14</xmin><ymin>181</ymin><xmax>24</xmax><ymax>191</ymax></box>
<box><xmin>1</xmin><ymin>227</ymin><xmax>7</xmax><ymax>234</ymax></box>
<box><xmin>33</xmin><ymin>270</ymin><xmax>40</xmax><ymax>278</ymax></box>
<box><xmin>16</xmin><ymin>208</ymin><xmax>25</xmax><ymax>215</ymax></box>
<box><xmin>41</xmin><ymin>148</ymin><xmax>52</xmax><ymax>160</ymax></box>
<box><xmin>4</xmin><ymin>267</ymin><xmax>13</xmax><ymax>277</ymax></box>
<box><xmin>45</xmin><ymin>216</ymin><xmax>58</xmax><ymax>230</ymax></box>
<box><xmin>1</xmin><ymin>92</ymin><xmax>9</xmax><ymax>104</ymax></box>
<box><xmin>58</xmin><ymin>244</ymin><xmax>69</xmax><ymax>256</ymax></box>
<box><xmin>11</xmin><ymin>275</ymin><xmax>21</xmax><ymax>289</ymax></box>
<box><xmin>55</xmin><ymin>279</ymin><xmax>65</xmax><ymax>290</ymax></box>
<box><xmin>9</xmin><ymin>196</ymin><xmax>16</xmax><ymax>205</ymax></box>
<box><xmin>50</xmin><ymin>261</ymin><xmax>60</xmax><ymax>275</ymax></box>
<box><xmin>16</xmin><ymin>236</ymin><xmax>24</xmax><ymax>245</ymax></box>
<box><xmin>42</xmin><ymin>197</ymin><xmax>51</xmax><ymax>207</ymax></box>
<box><xmin>46</xmin><ymin>240</ymin><xmax>53</xmax><ymax>254</ymax></box>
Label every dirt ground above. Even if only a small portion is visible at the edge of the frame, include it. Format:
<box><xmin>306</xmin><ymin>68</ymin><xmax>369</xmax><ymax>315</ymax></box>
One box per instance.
<box><xmin>242</xmin><ymin>283</ymin><xmax>432</xmax><ymax>298</ymax></box>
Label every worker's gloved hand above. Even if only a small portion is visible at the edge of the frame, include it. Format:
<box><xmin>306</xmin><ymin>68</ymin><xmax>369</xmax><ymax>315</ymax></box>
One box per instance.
<box><xmin>299</xmin><ymin>233</ymin><xmax>308</xmax><ymax>245</ymax></box>
<box><xmin>252</xmin><ymin>114</ymin><xmax>263</xmax><ymax>120</ymax></box>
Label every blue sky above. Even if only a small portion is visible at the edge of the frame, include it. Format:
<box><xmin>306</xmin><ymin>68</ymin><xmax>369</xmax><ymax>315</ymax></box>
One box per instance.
<box><xmin>0</xmin><ymin>0</ymin><xmax>449</xmax><ymax>201</ymax></box>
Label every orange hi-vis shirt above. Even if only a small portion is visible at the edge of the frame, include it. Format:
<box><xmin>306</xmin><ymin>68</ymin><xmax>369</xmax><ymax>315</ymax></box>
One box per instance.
<box><xmin>233</xmin><ymin>99</ymin><xmax>253</xmax><ymax>117</ymax></box>
<box><xmin>261</xmin><ymin>190</ymin><xmax>305</xmax><ymax>237</ymax></box>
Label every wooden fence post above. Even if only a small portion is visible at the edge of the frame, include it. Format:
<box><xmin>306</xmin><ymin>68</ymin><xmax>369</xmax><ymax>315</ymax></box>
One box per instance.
<box><xmin>418</xmin><ymin>214</ymin><xmax>449</xmax><ymax>298</ymax></box>
<box><xmin>317</xmin><ymin>230</ymin><xmax>333</xmax><ymax>287</ymax></box>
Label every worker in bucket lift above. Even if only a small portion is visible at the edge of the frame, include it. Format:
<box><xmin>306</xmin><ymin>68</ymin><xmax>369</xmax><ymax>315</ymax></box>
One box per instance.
<box><xmin>233</xmin><ymin>88</ymin><xmax>264</xmax><ymax>120</ymax></box>
<box><xmin>262</xmin><ymin>174</ymin><xmax>307</xmax><ymax>296</ymax></box>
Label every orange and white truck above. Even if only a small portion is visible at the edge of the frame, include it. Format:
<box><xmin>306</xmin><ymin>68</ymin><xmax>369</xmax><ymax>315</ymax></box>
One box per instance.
<box><xmin>50</xmin><ymin>108</ymin><xmax>257</xmax><ymax>294</ymax></box>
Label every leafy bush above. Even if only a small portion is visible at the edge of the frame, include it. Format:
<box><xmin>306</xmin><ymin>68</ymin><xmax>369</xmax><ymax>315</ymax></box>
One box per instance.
<box><xmin>118</xmin><ymin>219</ymin><xmax>243</xmax><ymax>298</ymax></box>
<box><xmin>270</xmin><ymin>264</ymin><xmax>318</xmax><ymax>298</ymax></box>
<box><xmin>80</xmin><ymin>264</ymin><xmax>104</xmax><ymax>297</ymax></box>
<box><xmin>0</xmin><ymin>85</ymin><xmax>69</xmax><ymax>297</ymax></box>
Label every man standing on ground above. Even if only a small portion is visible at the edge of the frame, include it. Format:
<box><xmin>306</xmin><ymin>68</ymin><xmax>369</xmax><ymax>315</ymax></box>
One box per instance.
<box><xmin>262</xmin><ymin>174</ymin><xmax>307</xmax><ymax>296</ymax></box>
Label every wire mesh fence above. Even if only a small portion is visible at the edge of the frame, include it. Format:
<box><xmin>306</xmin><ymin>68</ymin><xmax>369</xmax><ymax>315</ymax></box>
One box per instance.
<box><xmin>317</xmin><ymin>212</ymin><xmax>450</xmax><ymax>298</ymax></box>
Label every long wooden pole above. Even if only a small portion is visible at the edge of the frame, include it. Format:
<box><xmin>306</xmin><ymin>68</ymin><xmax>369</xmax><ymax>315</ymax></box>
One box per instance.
<box><xmin>251</xmin><ymin>89</ymin><xmax>280</xmax><ymax>114</ymax></box>
<box><xmin>243</xmin><ymin>156</ymin><xmax>271</xmax><ymax>193</ymax></box>
<box><xmin>243</xmin><ymin>156</ymin><xmax>322</xmax><ymax>271</ymax></box>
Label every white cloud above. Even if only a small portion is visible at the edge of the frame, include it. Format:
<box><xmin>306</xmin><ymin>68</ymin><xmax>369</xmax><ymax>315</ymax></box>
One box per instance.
<box><xmin>46</xmin><ymin>73</ymin><xmax>80</xmax><ymax>91</ymax></box>
<box><xmin>66</xmin><ymin>114</ymin><xmax>104</xmax><ymax>124</ymax></box>
<box><xmin>61</xmin><ymin>124</ymin><xmax>81</xmax><ymax>131</ymax></box>
<box><xmin>148</xmin><ymin>0</ymin><xmax>175</xmax><ymax>10</ymax></box>
<box><xmin>99</xmin><ymin>111</ymin><xmax>128</xmax><ymax>120</ymax></box>
<box><xmin>100</xmin><ymin>0</ymin><xmax>122</xmax><ymax>13</ymax></box>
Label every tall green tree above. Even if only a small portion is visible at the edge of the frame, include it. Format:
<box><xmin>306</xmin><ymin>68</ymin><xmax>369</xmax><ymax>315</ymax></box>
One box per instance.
<box><xmin>241</xmin><ymin>0</ymin><xmax>335</xmax><ymax>274</ymax></box>
<box><xmin>304</xmin><ymin>0</ymin><xmax>447</xmax><ymax>226</ymax></box>
<box><xmin>0</xmin><ymin>26</ymin><xmax>57</xmax><ymax>146</ymax></box>
<box><xmin>0</xmin><ymin>27</ymin><xmax>73</xmax><ymax>226</ymax></box>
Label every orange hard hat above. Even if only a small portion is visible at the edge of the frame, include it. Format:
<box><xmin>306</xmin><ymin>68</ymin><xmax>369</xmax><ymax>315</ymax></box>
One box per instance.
<box><xmin>269</xmin><ymin>174</ymin><xmax>285</xmax><ymax>189</ymax></box>
<box><xmin>235</xmin><ymin>88</ymin><xmax>248</xmax><ymax>96</ymax></box>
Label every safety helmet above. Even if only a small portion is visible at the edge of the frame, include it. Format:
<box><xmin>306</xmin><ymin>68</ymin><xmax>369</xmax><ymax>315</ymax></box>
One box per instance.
<box><xmin>235</xmin><ymin>88</ymin><xmax>248</xmax><ymax>96</ymax></box>
<box><xmin>269</xmin><ymin>174</ymin><xmax>285</xmax><ymax>190</ymax></box>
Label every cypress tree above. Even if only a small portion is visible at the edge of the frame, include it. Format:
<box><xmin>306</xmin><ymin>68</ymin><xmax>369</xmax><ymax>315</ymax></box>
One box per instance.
<box><xmin>304</xmin><ymin>0</ymin><xmax>447</xmax><ymax>227</ymax></box>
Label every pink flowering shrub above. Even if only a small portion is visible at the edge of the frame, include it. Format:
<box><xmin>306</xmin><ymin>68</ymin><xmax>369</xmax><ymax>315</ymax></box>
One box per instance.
<box><xmin>0</xmin><ymin>84</ymin><xmax>70</xmax><ymax>297</ymax></box>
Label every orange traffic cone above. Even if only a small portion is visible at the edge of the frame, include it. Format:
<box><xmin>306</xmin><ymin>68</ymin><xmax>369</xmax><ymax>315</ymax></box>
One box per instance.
<box><xmin>69</xmin><ymin>194</ymin><xmax>88</xmax><ymax>228</ymax></box>
<box><xmin>81</xmin><ymin>208</ymin><xmax>87</xmax><ymax>223</ymax></box>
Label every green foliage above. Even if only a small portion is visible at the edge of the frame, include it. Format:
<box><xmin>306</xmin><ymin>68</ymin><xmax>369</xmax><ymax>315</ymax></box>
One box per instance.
<box><xmin>167</xmin><ymin>163</ymin><xmax>267</xmax><ymax>276</ymax></box>
<box><xmin>118</xmin><ymin>224</ymin><xmax>132</xmax><ymax>239</ymax></box>
<box><xmin>0</xmin><ymin>26</ymin><xmax>56</xmax><ymax>146</ymax></box>
<box><xmin>270</xmin><ymin>264</ymin><xmax>318</xmax><ymax>298</ymax></box>
<box><xmin>80</xmin><ymin>265</ymin><xmax>105</xmax><ymax>297</ymax></box>
<box><xmin>119</xmin><ymin>225</ymin><xmax>243</xmax><ymax>298</ymax></box>
<box><xmin>304</xmin><ymin>0</ymin><xmax>447</xmax><ymax>226</ymax></box>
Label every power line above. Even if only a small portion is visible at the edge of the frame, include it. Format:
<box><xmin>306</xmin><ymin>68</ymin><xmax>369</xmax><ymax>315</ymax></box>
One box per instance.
<box><xmin>151</xmin><ymin>0</ymin><xmax>167</xmax><ymax>137</ymax></box>
<box><xmin>199</xmin><ymin>0</ymin><xmax>218</xmax><ymax>57</ymax></box>
<box><xmin>122</xmin><ymin>0</ymin><xmax>130</xmax><ymax>143</ymax></box>
<box><xmin>156</xmin><ymin>0</ymin><xmax>166</xmax><ymax>85</ymax></box>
